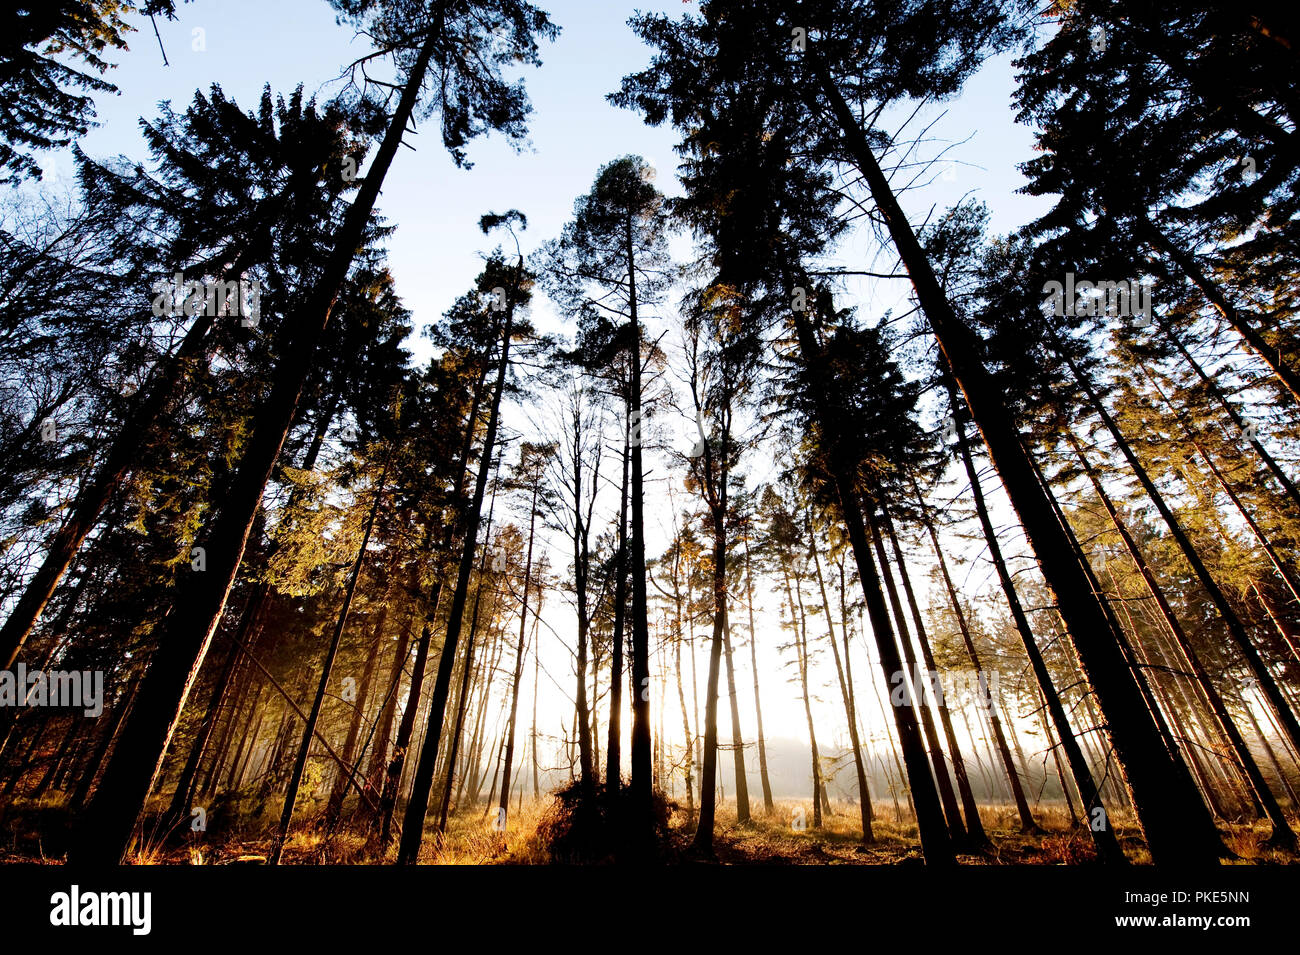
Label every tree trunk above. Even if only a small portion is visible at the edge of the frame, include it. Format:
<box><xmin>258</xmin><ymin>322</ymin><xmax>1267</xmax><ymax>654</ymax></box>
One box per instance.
<box><xmin>165</xmin><ymin>615</ymin><xmax>246</xmax><ymax>824</ymax></box>
<box><xmin>949</xmin><ymin>381</ymin><xmax>1123</xmax><ymax>860</ymax></box>
<box><xmin>1068</xmin><ymin>433</ymin><xmax>1296</xmax><ymax>846</ymax></box>
<box><xmin>1024</xmin><ymin>445</ymin><xmax>1200</xmax><ymax>818</ymax></box>
<box><xmin>1158</xmin><ymin>316</ymin><xmax>1300</xmax><ymax>512</ymax></box>
<box><xmin>70</xmin><ymin>684</ymin><xmax>137</xmax><ymax>811</ymax></box>
<box><xmin>912</xmin><ymin>477</ymin><xmax>1037</xmax><ymax>833</ymax></box>
<box><xmin>810</xmin><ymin>53</ymin><xmax>1220</xmax><ymax>864</ymax></box>
<box><xmin>438</xmin><ymin>479</ymin><xmax>503</xmax><ymax>833</ymax></box>
<box><xmin>398</xmin><ymin>252</ymin><xmax>521</xmax><ymax>864</ymax></box>
<box><xmin>1139</xmin><ymin>361</ymin><xmax>1300</xmax><ymax>607</ymax></box>
<box><xmin>72</xmin><ymin>23</ymin><xmax>445</xmax><ymax>865</ymax></box>
<box><xmin>1068</xmin><ymin>354</ymin><xmax>1300</xmax><ymax>762</ymax></box>
<box><xmin>674</xmin><ymin>632</ymin><xmax>695</xmax><ymax>822</ymax></box>
<box><xmin>32</xmin><ymin>719</ymin><xmax>78</xmax><ymax>799</ymax></box>
<box><xmin>498</xmin><ymin>482</ymin><xmax>539</xmax><ymax>827</ymax></box>
<box><xmin>625</xmin><ymin>216</ymin><xmax>654</xmax><ymax>845</ymax></box>
<box><xmin>692</xmin><ymin>461</ymin><xmax>730</xmax><ymax>853</ymax></box>
<box><xmin>227</xmin><ymin>684</ymin><xmax>266</xmax><ymax>794</ymax></box>
<box><xmin>787</xmin><ymin>302</ymin><xmax>953</xmax><ymax>865</ymax></box>
<box><xmin>1142</xmin><ymin>218</ymin><xmax>1300</xmax><ymax>403</ymax></box>
<box><xmin>269</xmin><ymin>456</ymin><xmax>389</xmax><ymax>864</ymax></box>
<box><xmin>455</xmin><ymin>611</ymin><xmax>506</xmax><ymax>817</ymax></box>
<box><xmin>880</xmin><ymin>503</ymin><xmax>988</xmax><ymax>848</ymax></box>
<box><xmin>837</xmin><ymin>560</ymin><xmax>875</xmax><ymax>824</ymax></box>
<box><xmin>607</xmin><ymin>423</ymin><xmax>629</xmax><ymax>790</ymax></box>
<box><xmin>590</xmin><ymin>640</ymin><xmax>601</xmax><ymax>784</ymax></box>
<box><xmin>376</xmin><ymin>363</ymin><xmax>488</xmax><ymax>845</ymax></box>
<box><xmin>359</xmin><ymin>612</ymin><xmax>413</xmax><ymax>821</ymax></box>
<box><xmin>531</xmin><ymin>635</ymin><xmax>540</xmax><ymax>799</ymax></box>
<box><xmin>864</xmin><ymin>508</ymin><xmax>966</xmax><ymax>842</ymax></box>
<box><xmin>1031</xmin><ymin>677</ymin><xmax>1081</xmax><ymax>826</ymax></box>
<box><xmin>721</xmin><ymin>615</ymin><xmax>750</xmax><ymax>824</ymax></box>
<box><xmin>0</xmin><ymin>310</ymin><xmax>218</xmax><ymax>667</ymax></box>
<box><xmin>807</xmin><ymin>520</ymin><xmax>873</xmax><ymax>842</ymax></box>
<box><xmin>784</xmin><ymin>567</ymin><xmax>823</xmax><ymax>829</ymax></box>
<box><xmin>325</xmin><ymin>605</ymin><xmax>387</xmax><ymax>828</ymax></box>
<box><xmin>742</xmin><ymin>533</ymin><xmax>775</xmax><ymax>814</ymax></box>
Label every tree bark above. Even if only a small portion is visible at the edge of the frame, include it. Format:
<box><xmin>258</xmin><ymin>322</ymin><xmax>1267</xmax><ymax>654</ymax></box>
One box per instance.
<box><xmin>498</xmin><ymin>481</ymin><xmax>539</xmax><ymax>826</ymax></box>
<box><xmin>948</xmin><ymin>381</ymin><xmax>1124</xmax><ymax>860</ymax></box>
<box><xmin>911</xmin><ymin>476</ymin><xmax>1038</xmax><ymax>833</ymax></box>
<box><xmin>787</xmin><ymin>302</ymin><xmax>953</xmax><ymax>865</ymax></box>
<box><xmin>810</xmin><ymin>50</ymin><xmax>1218</xmax><ymax>864</ymax></box>
<box><xmin>72</xmin><ymin>21</ymin><xmax>445</xmax><ymax>865</ymax></box>
<box><xmin>880</xmin><ymin>503</ymin><xmax>988</xmax><ymax>848</ymax></box>
<box><xmin>807</xmin><ymin>520</ymin><xmax>873</xmax><ymax>842</ymax></box>
<box><xmin>1068</xmin><ymin>433</ymin><xmax>1296</xmax><ymax>846</ymax></box>
<box><xmin>398</xmin><ymin>249</ymin><xmax>521</xmax><ymax>864</ymax></box>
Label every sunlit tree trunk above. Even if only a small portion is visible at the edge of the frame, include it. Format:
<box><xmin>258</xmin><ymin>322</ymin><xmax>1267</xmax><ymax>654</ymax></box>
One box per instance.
<box><xmin>360</xmin><ymin>612</ymin><xmax>413</xmax><ymax>822</ymax></box>
<box><xmin>949</xmin><ymin>381</ymin><xmax>1122</xmax><ymax>859</ymax></box>
<box><xmin>787</xmin><ymin>301</ymin><xmax>952</xmax><ymax>865</ymax></box>
<box><xmin>1141</xmin><ymin>217</ymin><xmax>1300</xmax><ymax>403</ymax></box>
<box><xmin>1068</xmin><ymin>433</ymin><xmax>1296</xmax><ymax>846</ymax></box>
<box><xmin>326</xmin><ymin>605</ymin><xmax>388</xmax><ymax>828</ymax></box>
<box><xmin>880</xmin><ymin>504</ymin><xmax>988</xmax><ymax>848</ymax></box>
<box><xmin>1067</xmin><ymin>354</ymin><xmax>1300</xmax><ymax>761</ymax></box>
<box><xmin>438</xmin><ymin>481</ymin><xmax>502</xmax><ymax>833</ymax></box>
<box><xmin>166</xmin><ymin>622</ymin><xmax>245</xmax><ymax>824</ymax></box>
<box><xmin>864</xmin><ymin>509</ymin><xmax>966</xmax><ymax>842</ymax></box>
<box><xmin>911</xmin><ymin>475</ymin><xmax>1037</xmax><ymax>832</ymax></box>
<box><xmin>1158</xmin><ymin>316</ymin><xmax>1300</xmax><ymax>512</ymax></box>
<box><xmin>810</xmin><ymin>51</ymin><xmax>1216</xmax><ymax>863</ymax></box>
<box><xmin>780</xmin><ymin>565</ymin><xmax>823</xmax><ymax>829</ymax></box>
<box><xmin>399</xmin><ymin>254</ymin><xmax>521</xmax><ymax>864</ymax></box>
<box><xmin>741</xmin><ymin>533</ymin><xmax>775</xmax><ymax>814</ymax></box>
<box><xmin>807</xmin><ymin>521</ymin><xmax>872</xmax><ymax>842</ymax></box>
<box><xmin>498</xmin><ymin>480</ymin><xmax>539</xmax><ymax>827</ymax></box>
<box><xmin>1024</xmin><ymin>445</ymin><xmax>1200</xmax><ymax>817</ymax></box>
<box><xmin>531</xmin><ymin>636</ymin><xmax>540</xmax><ymax>799</ymax></box>
<box><xmin>270</xmin><ymin>455</ymin><xmax>390</xmax><ymax>865</ymax></box>
<box><xmin>72</xmin><ymin>24</ymin><xmax>445</xmax><ymax>864</ymax></box>
<box><xmin>674</xmin><ymin>636</ymin><xmax>694</xmax><ymax>822</ymax></box>
<box><xmin>377</xmin><ymin>364</ymin><xmax>489</xmax><ymax>844</ymax></box>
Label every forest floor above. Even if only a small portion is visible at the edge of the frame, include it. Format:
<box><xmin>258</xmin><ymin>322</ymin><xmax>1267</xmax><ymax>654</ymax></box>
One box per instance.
<box><xmin>3</xmin><ymin>793</ymin><xmax>1299</xmax><ymax>864</ymax></box>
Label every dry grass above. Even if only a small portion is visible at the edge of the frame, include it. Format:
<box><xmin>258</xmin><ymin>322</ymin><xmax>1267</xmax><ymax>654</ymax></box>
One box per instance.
<box><xmin>1220</xmin><ymin>818</ymin><xmax>1300</xmax><ymax>864</ymax></box>
<box><xmin>4</xmin><ymin>790</ymin><xmax>1298</xmax><ymax>865</ymax></box>
<box><xmin>423</xmin><ymin>799</ymin><xmax>553</xmax><ymax>865</ymax></box>
<box><xmin>419</xmin><ymin>796</ymin><xmax>1167</xmax><ymax>866</ymax></box>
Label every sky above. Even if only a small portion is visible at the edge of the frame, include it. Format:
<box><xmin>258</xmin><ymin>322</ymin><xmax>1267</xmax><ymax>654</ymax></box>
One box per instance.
<box><xmin>31</xmin><ymin>0</ymin><xmax>1061</xmax><ymax>801</ymax></box>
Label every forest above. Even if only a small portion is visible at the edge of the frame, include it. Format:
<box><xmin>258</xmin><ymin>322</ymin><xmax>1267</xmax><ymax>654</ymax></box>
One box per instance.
<box><xmin>0</xmin><ymin>0</ymin><xmax>1298</xmax><ymax>871</ymax></box>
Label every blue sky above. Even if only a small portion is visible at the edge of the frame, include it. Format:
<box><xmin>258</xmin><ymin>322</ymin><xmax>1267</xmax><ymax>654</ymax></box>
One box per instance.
<box><xmin>48</xmin><ymin>0</ymin><xmax>1050</xmax><ymax>344</ymax></box>
<box><xmin>31</xmin><ymin>0</ymin><xmax>1059</xmax><ymax>795</ymax></box>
